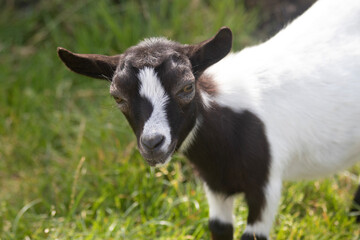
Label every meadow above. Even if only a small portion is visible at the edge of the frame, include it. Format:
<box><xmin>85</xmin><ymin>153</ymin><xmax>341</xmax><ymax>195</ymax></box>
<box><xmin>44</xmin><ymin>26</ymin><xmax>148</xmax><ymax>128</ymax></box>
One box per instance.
<box><xmin>0</xmin><ymin>0</ymin><xmax>359</xmax><ymax>239</ymax></box>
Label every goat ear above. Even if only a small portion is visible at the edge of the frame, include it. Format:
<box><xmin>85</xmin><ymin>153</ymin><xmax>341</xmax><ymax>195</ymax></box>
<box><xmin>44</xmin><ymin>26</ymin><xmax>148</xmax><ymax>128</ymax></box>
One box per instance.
<box><xmin>187</xmin><ymin>27</ymin><xmax>232</xmax><ymax>76</ymax></box>
<box><xmin>57</xmin><ymin>47</ymin><xmax>121</xmax><ymax>80</ymax></box>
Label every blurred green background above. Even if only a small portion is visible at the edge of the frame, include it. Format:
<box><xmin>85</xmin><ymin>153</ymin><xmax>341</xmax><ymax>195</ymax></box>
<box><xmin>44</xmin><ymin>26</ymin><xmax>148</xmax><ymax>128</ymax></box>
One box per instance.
<box><xmin>0</xmin><ymin>0</ymin><xmax>359</xmax><ymax>239</ymax></box>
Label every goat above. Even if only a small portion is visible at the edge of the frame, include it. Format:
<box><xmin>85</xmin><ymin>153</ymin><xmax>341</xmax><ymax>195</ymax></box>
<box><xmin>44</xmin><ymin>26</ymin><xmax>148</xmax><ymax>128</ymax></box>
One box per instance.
<box><xmin>57</xmin><ymin>0</ymin><xmax>360</xmax><ymax>239</ymax></box>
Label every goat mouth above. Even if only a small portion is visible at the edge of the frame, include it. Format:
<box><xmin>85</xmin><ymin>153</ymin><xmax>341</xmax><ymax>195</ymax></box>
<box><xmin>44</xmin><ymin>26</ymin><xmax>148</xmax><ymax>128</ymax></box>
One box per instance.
<box><xmin>141</xmin><ymin>140</ymin><xmax>177</xmax><ymax>167</ymax></box>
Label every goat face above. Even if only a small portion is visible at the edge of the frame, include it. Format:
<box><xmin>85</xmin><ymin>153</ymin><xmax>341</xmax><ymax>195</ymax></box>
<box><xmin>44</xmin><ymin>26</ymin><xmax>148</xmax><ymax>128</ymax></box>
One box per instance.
<box><xmin>110</xmin><ymin>47</ymin><xmax>197</xmax><ymax>166</ymax></box>
<box><xmin>57</xmin><ymin>27</ymin><xmax>232</xmax><ymax>166</ymax></box>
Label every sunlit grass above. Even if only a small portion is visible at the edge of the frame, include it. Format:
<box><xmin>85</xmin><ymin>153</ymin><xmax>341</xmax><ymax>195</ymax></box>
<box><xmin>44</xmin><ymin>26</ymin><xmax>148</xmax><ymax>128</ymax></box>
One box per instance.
<box><xmin>0</xmin><ymin>0</ymin><xmax>359</xmax><ymax>239</ymax></box>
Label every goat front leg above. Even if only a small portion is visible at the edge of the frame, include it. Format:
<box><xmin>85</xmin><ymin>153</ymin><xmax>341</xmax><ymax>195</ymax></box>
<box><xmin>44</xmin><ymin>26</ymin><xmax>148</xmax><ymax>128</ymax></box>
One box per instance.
<box><xmin>241</xmin><ymin>178</ymin><xmax>282</xmax><ymax>240</ymax></box>
<box><xmin>205</xmin><ymin>184</ymin><xmax>235</xmax><ymax>240</ymax></box>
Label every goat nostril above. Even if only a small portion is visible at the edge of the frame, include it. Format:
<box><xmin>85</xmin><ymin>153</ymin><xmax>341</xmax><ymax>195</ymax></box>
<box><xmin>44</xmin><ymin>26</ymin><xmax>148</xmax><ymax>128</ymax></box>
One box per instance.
<box><xmin>141</xmin><ymin>134</ymin><xmax>165</xmax><ymax>150</ymax></box>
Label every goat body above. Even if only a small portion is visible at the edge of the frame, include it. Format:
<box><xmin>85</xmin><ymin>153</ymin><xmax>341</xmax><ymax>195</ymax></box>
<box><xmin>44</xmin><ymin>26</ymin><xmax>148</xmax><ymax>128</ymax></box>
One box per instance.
<box><xmin>58</xmin><ymin>0</ymin><xmax>360</xmax><ymax>239</ymax></box>
<box><xmin>197</xmin><ymin>0</ymin><xmax>360</xmax><ymax>238</ymax></box>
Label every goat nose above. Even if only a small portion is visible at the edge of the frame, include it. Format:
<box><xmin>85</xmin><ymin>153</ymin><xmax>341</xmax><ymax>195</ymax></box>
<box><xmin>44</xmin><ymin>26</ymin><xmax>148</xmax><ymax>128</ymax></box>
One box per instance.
<box><xmin>141</xmin><ymin>134</ymin><xmax>165</xmax><ymax>151</ymax></box>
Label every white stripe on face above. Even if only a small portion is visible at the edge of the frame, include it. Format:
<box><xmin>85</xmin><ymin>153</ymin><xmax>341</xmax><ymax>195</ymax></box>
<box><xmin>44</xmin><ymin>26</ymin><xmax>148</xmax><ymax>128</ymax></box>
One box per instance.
<box><xmin>138</xmin><ymin>67</ymin><xmax>171</xmax><ymax>152</ymax></box>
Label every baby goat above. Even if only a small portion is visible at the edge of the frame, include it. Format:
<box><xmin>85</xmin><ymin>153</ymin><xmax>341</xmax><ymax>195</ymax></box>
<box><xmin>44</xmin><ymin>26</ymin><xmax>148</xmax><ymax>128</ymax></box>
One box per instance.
<box><xmin>57</xmin><ymin>0</ymin><xmax>360</xmax><ymax>239</ymax></box>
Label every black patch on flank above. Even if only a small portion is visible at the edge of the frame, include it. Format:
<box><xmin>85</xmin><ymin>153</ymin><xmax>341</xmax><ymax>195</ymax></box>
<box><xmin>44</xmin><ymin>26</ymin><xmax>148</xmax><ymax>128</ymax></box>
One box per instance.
<box><xmin>184</xmin><ymin>105</ymin><xmax>271</xmax><ymax>225</ymax></box>
<box><xmin>209</xmin><ymin>219</ymin><xmax>234</xmax><ymax>240</ymax></box>
<box><xmin>241</xmin><ymin>233</ymin><xmax>268</xmax><ymax>240</ymax></box>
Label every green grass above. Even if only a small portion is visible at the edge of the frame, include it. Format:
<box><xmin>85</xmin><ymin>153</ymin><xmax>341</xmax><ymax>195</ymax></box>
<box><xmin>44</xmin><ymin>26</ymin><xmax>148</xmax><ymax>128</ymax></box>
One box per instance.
<box><xmin>0</xmin><ymin>0</ymin><xmax>359</xmax><ymax>239</ymax></box>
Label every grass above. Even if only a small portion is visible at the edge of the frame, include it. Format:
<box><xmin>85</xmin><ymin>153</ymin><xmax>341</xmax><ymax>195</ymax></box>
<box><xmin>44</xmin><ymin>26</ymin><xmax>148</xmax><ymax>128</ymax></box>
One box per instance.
<box><xmin>0</xmin><ymin>0</ymin><xmax>359</xmax><ymax>239</ymax></box>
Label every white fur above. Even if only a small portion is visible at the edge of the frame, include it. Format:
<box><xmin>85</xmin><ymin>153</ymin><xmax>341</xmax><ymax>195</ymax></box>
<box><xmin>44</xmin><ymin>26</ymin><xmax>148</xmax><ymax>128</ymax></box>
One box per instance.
<box><xmin>138</xmin><ymin>37</ymin><xmax>170</xmax><ymax>48</ymax></box>
<box><xmin>138</xmin><ymin>67</ymin><xmax>171</xmax><ymax>153</ymax></box>
<box><xmin>205</xmin><ymin>0</ymin><xmax>360</xmax><ymax>237</ymax></box>
<box><xmin>204</xmin><ymin>184</ymin><xmax>235</xmax><ymax>224</ymax></box>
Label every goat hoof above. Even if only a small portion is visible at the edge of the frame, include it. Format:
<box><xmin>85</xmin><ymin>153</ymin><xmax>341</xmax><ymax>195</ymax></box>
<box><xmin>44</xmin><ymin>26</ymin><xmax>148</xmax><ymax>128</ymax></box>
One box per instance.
<box><xmin>241</xmin><ymin>233</ymin><xmax>268</xmax><ymax>240</ymax></box>
<box><xmin>209</xmin><ymin>219</ymin><xmax>233</xmax><ymax>240</ymax></box>
<box><xmin>350</xmin><ymin>208</ymin><xmax>360</xmax><ymax>223</ymax></box>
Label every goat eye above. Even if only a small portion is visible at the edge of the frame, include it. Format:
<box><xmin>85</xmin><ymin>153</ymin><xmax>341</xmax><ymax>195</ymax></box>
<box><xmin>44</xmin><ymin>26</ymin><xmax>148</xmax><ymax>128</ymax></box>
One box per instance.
<box><xmin>183</xmin><ymin>84</ymin><xmax>194</xmax><ymax>93</ymax></box>
<box><xmin>113</xmin><ymin>96</ymin><xmax>123</xmax><ymax>104</ymax></box>
<box><xmin>176</xmin><ymin>83</ymin><xmax>195</xmax><ymax>104</ymax></box>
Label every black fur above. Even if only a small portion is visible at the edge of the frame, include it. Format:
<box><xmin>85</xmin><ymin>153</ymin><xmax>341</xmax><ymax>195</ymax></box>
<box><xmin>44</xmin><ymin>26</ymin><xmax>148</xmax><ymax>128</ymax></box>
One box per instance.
<box><xmin>209</xmin><ymin>219</ymin><xmax>234</xmax><ymax>240</ymax></box>
<box><xmin>184</xmin><ymin>105</ymin><xmax>270</xmax><ymax>225</ymax></box>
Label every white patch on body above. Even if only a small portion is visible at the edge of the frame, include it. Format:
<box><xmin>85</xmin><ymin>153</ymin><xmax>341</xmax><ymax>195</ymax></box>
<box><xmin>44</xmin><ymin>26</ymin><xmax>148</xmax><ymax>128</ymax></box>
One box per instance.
<box><xmin>138</xmin><ymin>67</ymin><xmax>171</xmax><ymax>153</ymax></box>
<box><xmin>204</xmin><ymin>184</ymin><xmax>234</xmax><ymax>225</ymax></box>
